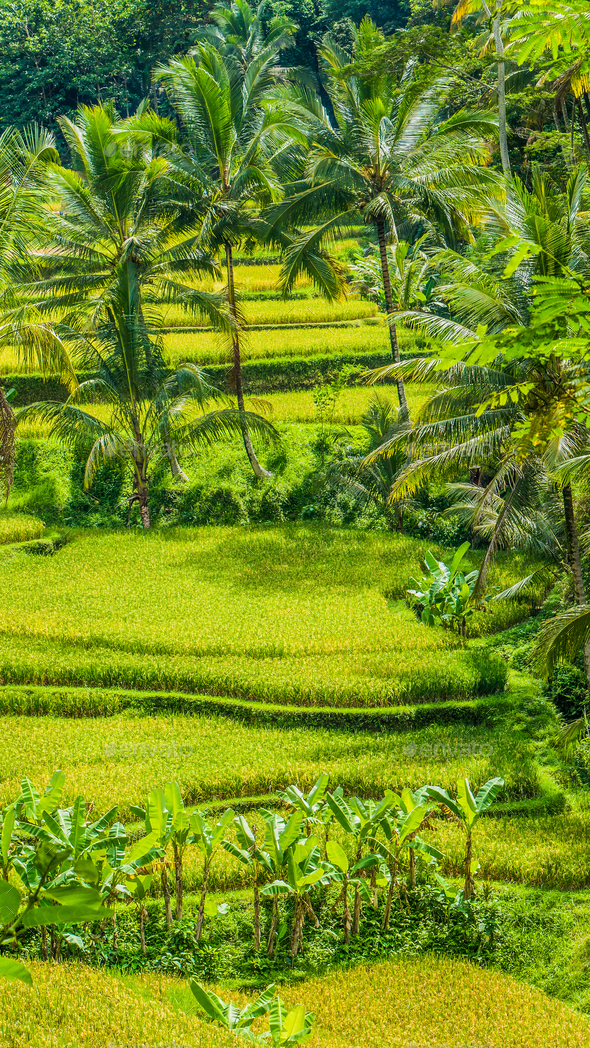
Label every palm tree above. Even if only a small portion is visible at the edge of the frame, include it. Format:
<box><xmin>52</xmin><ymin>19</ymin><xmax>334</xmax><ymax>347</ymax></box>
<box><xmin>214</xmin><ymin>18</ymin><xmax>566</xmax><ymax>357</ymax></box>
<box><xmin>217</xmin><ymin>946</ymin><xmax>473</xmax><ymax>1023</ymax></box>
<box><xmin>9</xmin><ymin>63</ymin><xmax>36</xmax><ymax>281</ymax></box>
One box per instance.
<box><xmin>26</xmin><ymin>104</ymin><xmax>227</xmax><ymax>338</ymax></box>
<box><xmin>152</xmin><ymin>25</ymin><xmax>302</xmax><ymax>479</ymax></box>
<box><xmin>17</xmin><ymin>103</ymin><xmax>235</xmax><ymax>481</ymax></box>
<box><xmin>195</xmin><ymin>0</ymin><xmax>297</xmax><ymax>71</ymax></box>
<box><xmin>17</xmin><ymin>312</ymin><xmax>275</xmax><ymax>529</ymax></box>
<box><xmin>0</xmin><ymin>124</ymin><xmax>63</xmax><ymax>497</ymax></box>
<box><xmin>322</xmin><ymin>392</ymin><xmax>412</xmax><ymax>530</ymax></box>
<box><xmin>262</xmin><ymin>17</ymin><xmax>501</xmax><ymax>414</ymax></box>
<box><xmin>365</xmin><ymin>164</ymin><xmax>590</xmax><ymax>601</ymax></box>
<box><xmin>443</xmin><ymin>0</ymin><xmax>515</xmax><ymax>175</ymax></box>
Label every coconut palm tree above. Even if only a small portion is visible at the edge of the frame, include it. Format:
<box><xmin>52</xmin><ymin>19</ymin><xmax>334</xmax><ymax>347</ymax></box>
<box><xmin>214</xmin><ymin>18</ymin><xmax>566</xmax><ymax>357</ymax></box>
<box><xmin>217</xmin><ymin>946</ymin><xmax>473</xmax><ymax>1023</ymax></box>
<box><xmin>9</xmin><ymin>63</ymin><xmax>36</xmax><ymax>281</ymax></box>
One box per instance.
<box><xmin>17</xmin><ymin>311</ymin><xmax>275</xmax><ymax>528</ymax></box>
<box><xmin>365</xmin><ymin>164</ymin><xmax>590</xmax><ymax>600</ymax></box>
<box><xmin>25</xmin><ymin>104</ymin><xmax>227</xmax><ymax>338</ymax></box>
<box><xmin>0</xmin><ymin>124</ymin><xmax>64</xmax><ymax>497</ymax></box>
<box><xmin>152</xmin><ymin>38</ymin><xmax>304</xmax><ymax>479</ymax></box>
<box><xmin>443</xmin><ymin>0</ymin><xmax>516</xmax><ymax>176</ymax></box>
<box><xmin>15</xmin><ymin>103</ymin><xmax>236</xmax><ymax>481</ymax></box>
<box><xmin>262</xmin><ymin>16</ymin><xmax>501</xmax><ymax>414</ymax></box>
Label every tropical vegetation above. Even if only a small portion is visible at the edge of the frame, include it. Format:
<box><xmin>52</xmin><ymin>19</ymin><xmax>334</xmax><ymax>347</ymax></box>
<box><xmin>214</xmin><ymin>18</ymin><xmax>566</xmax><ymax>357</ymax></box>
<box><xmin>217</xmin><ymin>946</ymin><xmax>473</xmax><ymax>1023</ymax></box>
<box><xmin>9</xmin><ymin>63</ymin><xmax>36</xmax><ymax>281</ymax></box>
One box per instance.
<box><xmin>4</xmin><ymin>0</ymin><xmax>590</xmax><ymax>1044</ymax></box>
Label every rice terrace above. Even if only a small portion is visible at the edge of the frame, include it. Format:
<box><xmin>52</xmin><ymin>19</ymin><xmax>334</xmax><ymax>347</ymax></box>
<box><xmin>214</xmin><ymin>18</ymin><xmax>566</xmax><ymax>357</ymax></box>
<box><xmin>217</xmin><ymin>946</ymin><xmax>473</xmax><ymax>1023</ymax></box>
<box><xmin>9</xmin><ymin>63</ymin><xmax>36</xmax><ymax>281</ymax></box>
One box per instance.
<box><xmin>3</xmin><ymin>0</ymin><xmax>590</xmax><ymax>1045</ymax></box>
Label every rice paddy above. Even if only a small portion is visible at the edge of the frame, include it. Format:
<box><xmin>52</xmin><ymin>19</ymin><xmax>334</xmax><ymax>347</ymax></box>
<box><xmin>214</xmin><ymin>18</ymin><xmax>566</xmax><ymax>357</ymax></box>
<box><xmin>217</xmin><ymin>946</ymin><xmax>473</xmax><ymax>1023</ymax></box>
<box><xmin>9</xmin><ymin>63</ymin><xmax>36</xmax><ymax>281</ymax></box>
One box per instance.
<box><xmin>162</xmin><ymin>322</ymin><xmax>398</xmax><ymax>367</ymax></box>
<box><xmin>0</xmin><ymin>526</ymin><xmax>540</xmax><ymax>705</ymax></box>
<box><xmin>2</xmin><ymin>957</ymin><xmax>587</xmax><ymax>1048</ymax></box>
<box><xmin>0</xmin><ymin>714</ymin><xmax>536</xmax><ymax>816</ymax></box>
<box><xmin>160</xmin><ymin>296</ymin><xmax>378</xmax><ymax>329</ymax></box>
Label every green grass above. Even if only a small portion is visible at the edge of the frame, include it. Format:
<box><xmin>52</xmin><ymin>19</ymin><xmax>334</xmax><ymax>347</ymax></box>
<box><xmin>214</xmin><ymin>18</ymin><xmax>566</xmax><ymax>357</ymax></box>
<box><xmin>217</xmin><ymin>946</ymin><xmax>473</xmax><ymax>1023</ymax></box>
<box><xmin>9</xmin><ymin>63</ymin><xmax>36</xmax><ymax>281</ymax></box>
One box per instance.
<box><xmin>0</xmin><ymin>527</ymin><xmax>536</xmax><ymax>706</ymax></box>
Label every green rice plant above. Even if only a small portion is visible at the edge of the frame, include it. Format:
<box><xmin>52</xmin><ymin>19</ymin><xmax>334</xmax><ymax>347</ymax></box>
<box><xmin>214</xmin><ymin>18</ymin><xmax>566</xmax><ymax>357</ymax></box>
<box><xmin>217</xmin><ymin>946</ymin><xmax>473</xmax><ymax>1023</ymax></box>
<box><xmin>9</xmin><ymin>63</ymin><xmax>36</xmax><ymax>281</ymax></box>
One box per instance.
<box><xmin>249</xmin><ymin>385</ymin><xmax>434</xmax><ymax>424</ymax></box>
<box><xmin>159</xmin><ymin>298</ymin><xmax>377</xmax><ymax>329</ymax></box>
<box><xmin>0</xmin><ymin>715</ymin><xmax>540</xmax><ymax>820</ymax></box>
<box><xmin>162</xmin><ymin>324</ymin><xmax>398</xmax><ymax>367</ymax></box>
<box><xmin>0</xmin><ymin>512</ymin><xmax>44</xmax><ymax>545</ymax></box>
<box><xmin>0</xmin><ymin>527</ymin><xmax>539</xmax><ymax>704</ymax></box>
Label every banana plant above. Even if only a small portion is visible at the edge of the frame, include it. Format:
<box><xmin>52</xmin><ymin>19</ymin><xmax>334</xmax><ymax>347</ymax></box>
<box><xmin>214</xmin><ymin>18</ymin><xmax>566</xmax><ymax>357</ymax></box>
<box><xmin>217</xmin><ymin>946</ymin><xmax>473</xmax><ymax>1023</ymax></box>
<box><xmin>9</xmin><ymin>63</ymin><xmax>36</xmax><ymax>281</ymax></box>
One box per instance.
<box><xmin>325</xmin><ymin>839</ymin><xmax>383</xmax><ymax>944</ymax></box>
<box><xmin>375</xmin><ymin>791</ymin><xmax>440</xmax><ymax>928</ymax></box>
<box><xmin>14</xmin><ymin>771</ymin><xmax>66</xmax><ymax>825</ymax></box>
<box><xmin>190</xmin><ymin>980</ymin><xmax>277</xmax><ymax>1036</ymax></box>
<box><xmin>131</xmin><ymin>785</ymin><xmax>195</xmax><ymax>929</ymax></box>
<box><xmin>262</xmin><ymin>834</ymin><xmax>329</xmax><ymax>959</ymax></box>
<box><xmin>259</xmin><ymin>810</ymin><xmax>304</xmax><ymax>958</ymax></box>
<box><xmin>406</xmin><ymin>542</ymin><xmax>479</xmax><ymax>635</ymax></box>
<box><xmin>222</xmin><ymin>815</ymin><xmax>269</xmax><ymax>950</ymax></box>
<box><xmin>426</xmin><ymin>777</ymin><xmax>504</xmax><ymax>900</ymax></box>
<box><xmin>1</xmin><ymin>805</ymin><xmax>17</xmax><ymax>883</ymax></box>
<box><xmin>190</xmin><ymin>807</ymin><xmax>235</xmax><ymax>940</ymax></box>
<box><xmin>126</xmin><ymin>872</ymin><xmax>153</xmax><ymax>954</ymax></box>
<box><xmin>278</xmin><ymin>775</ymin><xmax>330</xmax><ymax>837</ymax></box>
<box><xmin>0</xmin><ymin>837</ymin><xmax>113</xmax><ymax>986</ymax></box>
<box><xmin>190</xmin><ymin>981</ymin><xmax>314</xmax><ymax>1044</ymax></box>
<box><xmin>325</xmin><ymin>791</ymin><xmax>396</xmax><ymax>933</ymax></box>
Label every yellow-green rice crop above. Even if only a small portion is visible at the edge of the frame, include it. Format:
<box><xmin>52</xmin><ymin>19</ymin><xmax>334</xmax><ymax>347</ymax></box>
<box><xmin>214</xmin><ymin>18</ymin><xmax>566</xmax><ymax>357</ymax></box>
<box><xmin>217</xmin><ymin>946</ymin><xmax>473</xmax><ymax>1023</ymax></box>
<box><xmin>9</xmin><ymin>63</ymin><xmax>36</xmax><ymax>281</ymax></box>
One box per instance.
<box><xmin>4</xmin><ymin>956</ymin><xmax>586</xmax><ymax>1048</ymax></box>
<box><xmin>0</xmin><ymin>527</ymin><xmax>533</xmax><ymax>706</ymax></box>
<box><xmin>0</xmin><ymin>714</ymin><xmax>536</xmax><ymax>817</ymax></box>
<box><xmin>0</xmin><ymin>324</ymin><xmax>412</xmax><ymax>375</ymax></box>
<box><xmin>250</xmin><ymin>384</ymin><xmax>434</xmax><ymax>424</ymax></box>
<box><xmin>161</xmin><ymin>323</ymin><xmax>412</xmax><ymax>367</ymax></box>
<box><xmin>159</xmin><ymin>297</ymin><xmax>377</xmax><ymax>329</ymax></box>
<box><xmin>0</xmin><ymin>512</ymin><xmax>45</xmax><ymax>545</ymax></box>
<box><xmin>0</xmin><ymin>962</ymin><xmax>233</xmax><ymax>1048</ymax></box>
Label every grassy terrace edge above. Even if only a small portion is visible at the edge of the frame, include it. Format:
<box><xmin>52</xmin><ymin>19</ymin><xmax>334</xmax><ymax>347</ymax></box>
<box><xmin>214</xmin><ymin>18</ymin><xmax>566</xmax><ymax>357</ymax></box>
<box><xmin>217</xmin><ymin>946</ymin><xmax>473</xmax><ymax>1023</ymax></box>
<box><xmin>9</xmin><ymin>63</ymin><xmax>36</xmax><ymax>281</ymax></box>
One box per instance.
<box><xmin>0</xmin><ymin>682</ymin><xmax>513</xmax><ymax>730</ymax></box>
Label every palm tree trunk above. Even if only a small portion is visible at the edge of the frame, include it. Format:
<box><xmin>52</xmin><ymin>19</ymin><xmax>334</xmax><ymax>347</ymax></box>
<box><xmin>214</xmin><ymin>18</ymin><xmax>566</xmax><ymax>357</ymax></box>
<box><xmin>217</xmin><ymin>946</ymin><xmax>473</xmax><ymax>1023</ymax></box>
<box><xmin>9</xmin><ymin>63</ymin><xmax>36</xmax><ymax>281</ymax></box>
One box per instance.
<box><xmin>473</xmin><ymin>480</ymin><xmax>518</xmax><ymax>601</ymax></box>
<box><xmin>492</xmin><ymin>15</ymin><xmax>511</xmax><ymax>176</ymax></box>
<box><xmin>563</xmin><ymin>483</ymin><xmax>590</xmax><ymax>695</ymax></box>
<box><xmin>577</xmin><ymin>98</ymin><xmax>590</xmax><ymax>160</ymax></box>
<box><xmin>375</xmin><ymin>217</ymin><xmax>408</xmax><ymax>415</ymax></box>
<box><xmin>225</xmin><ymin>243</ymin><xmax>272</xmax><ymax>479</ymax></box>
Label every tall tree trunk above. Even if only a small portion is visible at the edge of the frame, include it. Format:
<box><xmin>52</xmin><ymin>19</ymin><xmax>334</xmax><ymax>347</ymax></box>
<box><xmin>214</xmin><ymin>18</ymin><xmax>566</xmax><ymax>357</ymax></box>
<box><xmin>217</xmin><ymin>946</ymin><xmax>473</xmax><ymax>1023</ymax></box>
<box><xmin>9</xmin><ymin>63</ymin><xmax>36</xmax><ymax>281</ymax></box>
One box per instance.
<box><xmin>473</xmin><ymin>480</ymin><xmax>518</xmax><ymax>601</ymax></box>
<box><xmin>577</xmin><ymin>98</ymin><xmax>590</xmax><ymax>160</ymax></box>
<box><xmin>375</xmin><ymin>218</ymin><xmax>408</xmax><ymax>416</ymax></box>
<box><xmin>139</xmin><ymin>496</ymin><xmax>151</xmax><ymax>529</ymax></box>
<box><xmin>166</xmin><ymin>442</ymin><xmax>189</xmax><ymax>484</ymax></box>
<box><xmin>225</xmin><ymin>243</ymin><xmax>272</xmax><ymax>479</ymax></box>
<box><xmin>562</xmin><ymin>483</ymin><xmax>590</xmax><ymax>695</ymax></box>
<box><xmin>492</xmin><ymin>16</ymin><xmax>511</xmax><ymax>176</ymax></box>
